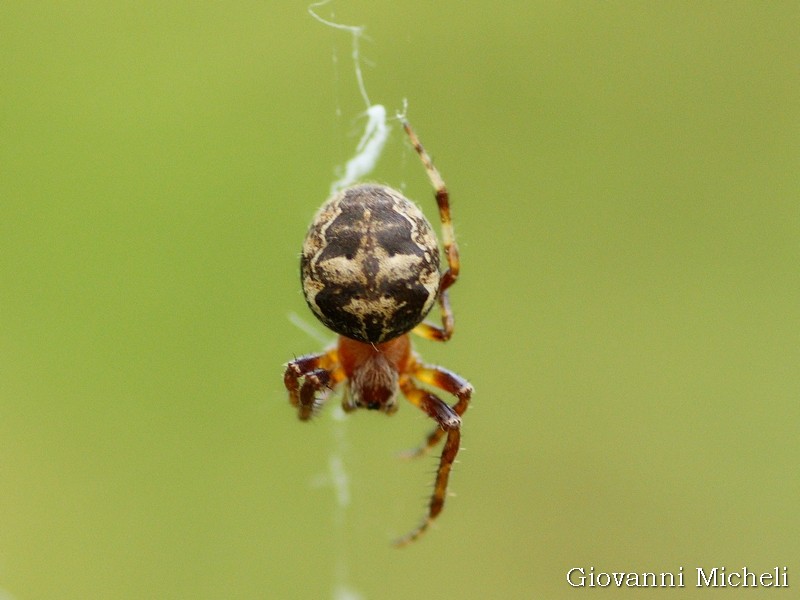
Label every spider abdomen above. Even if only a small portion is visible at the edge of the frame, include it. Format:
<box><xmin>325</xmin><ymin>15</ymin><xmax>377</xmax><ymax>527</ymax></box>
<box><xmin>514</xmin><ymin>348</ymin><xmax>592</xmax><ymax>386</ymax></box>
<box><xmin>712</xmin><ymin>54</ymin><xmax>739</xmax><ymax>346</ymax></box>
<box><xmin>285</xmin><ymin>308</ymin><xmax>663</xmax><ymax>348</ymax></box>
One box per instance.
<box><xmin>301</xmin><ymin>184</ymin><xmax>440</xmax><ymax>343</ymax></box>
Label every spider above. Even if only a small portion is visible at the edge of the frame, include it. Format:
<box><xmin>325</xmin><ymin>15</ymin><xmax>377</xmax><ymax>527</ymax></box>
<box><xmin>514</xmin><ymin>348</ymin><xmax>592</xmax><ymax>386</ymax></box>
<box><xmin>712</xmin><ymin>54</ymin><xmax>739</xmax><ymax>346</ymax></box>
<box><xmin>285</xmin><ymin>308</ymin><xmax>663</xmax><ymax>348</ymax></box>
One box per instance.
<box><xmin>283</xmin><ymin>119</ymin><xmax>472</xmax><ymax>546</ymax></box>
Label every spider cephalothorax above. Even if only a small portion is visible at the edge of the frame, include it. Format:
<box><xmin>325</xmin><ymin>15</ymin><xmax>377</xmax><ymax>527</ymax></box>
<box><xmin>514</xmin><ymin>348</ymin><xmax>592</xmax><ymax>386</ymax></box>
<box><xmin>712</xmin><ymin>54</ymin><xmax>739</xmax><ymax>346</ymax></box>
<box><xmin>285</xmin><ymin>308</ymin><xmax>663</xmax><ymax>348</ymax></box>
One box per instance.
<box><xmin>284</xmin><ymin>120</ymin><xmax>471</xmax><ymax>546</ymax></box>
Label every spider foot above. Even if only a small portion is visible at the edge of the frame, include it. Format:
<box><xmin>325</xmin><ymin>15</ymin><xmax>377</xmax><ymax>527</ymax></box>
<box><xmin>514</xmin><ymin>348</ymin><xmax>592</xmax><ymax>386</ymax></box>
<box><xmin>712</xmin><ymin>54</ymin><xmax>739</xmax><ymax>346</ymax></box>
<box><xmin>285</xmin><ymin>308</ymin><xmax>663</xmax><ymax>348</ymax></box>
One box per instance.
<box><xmin>392</xmin><ymin>517</ymin><xmax>433</xmax><ymax>548</ymax></box>
<box><xmin>296</xmin><ymin>369</ymin><xmax>332</xmax><ymax>421</ymax></box>
<box><xmin>397</xmin><ymin>424</ymin><xmax>447</xmax><ymax>460</ymax></box>
<box><xmin>396</xmin><ymin>446</ymin><xmax>428</xmax><ymax>460</ymax></box>
<box><xmin>284</xmin><ymin>355</ymin><xmax>337</xmax><ymax>421</ymax></box>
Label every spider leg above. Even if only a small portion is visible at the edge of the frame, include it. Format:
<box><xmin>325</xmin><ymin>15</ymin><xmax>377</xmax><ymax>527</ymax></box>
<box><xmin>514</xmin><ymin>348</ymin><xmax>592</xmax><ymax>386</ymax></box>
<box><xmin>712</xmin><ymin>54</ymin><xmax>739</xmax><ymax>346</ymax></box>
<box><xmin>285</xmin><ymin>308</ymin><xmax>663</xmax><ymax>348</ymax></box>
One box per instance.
<box><xmin>399</xmin><ymin>360</ymin><xmax>473</xmax><ymax>459</ymax></box>
<box><xmin>283</xmin><ymin>347</ymin><xmax>343</xmax><ymax>420</ymax></box>
<box><xmin>402</xmin><ymin>120</ymin><xmax>460</xmax><ymax>342</ymax></box>
<box><xmin>395</xmin><ymin>374</ymin><xmax>465</xmax><ymax>546</ymax></box>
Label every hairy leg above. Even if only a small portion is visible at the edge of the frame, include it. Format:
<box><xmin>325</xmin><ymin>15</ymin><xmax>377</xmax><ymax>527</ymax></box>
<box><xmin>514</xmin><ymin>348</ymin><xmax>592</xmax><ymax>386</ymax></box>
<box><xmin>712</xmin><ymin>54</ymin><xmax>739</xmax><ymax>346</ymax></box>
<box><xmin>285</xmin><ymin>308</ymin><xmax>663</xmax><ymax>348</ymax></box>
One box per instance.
<box><xmin>400</xmin><ymin>360</ymin><xmax>473</xmax><ymax>458</ymax></box>
<box><xmin>395</xmin><ymin>375</ymin><xmax>465</xmax><ymax>546</ymax></box>
<box><xmin>402</xmin><ymin>120</ymin><xmax>460</xmax><ymax>342</ymax></box>
<box><xmin>283</xmin><ymin>347</ymin><xmax>343</xmax><ymax>420</ymax></box>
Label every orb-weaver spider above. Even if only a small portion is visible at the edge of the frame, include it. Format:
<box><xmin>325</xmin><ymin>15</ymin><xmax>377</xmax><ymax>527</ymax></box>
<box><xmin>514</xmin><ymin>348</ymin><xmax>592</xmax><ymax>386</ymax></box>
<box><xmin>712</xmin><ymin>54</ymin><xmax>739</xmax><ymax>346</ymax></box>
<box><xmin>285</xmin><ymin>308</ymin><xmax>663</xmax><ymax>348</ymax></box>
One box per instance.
<box><xmin>283</xmin><ymin>120</ymin><xmax>471</xmax><ymax>546</ymax></box>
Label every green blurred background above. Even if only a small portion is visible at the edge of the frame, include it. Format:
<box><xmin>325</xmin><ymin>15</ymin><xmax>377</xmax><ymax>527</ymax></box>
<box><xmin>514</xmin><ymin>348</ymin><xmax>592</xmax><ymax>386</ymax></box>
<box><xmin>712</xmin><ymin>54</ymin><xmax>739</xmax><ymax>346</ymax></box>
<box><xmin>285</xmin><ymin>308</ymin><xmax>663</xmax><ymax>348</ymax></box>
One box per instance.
<box><xmin>1</xmin><ymin>1</ymin><xmax>797</xmax><ymax>598</ymax></box>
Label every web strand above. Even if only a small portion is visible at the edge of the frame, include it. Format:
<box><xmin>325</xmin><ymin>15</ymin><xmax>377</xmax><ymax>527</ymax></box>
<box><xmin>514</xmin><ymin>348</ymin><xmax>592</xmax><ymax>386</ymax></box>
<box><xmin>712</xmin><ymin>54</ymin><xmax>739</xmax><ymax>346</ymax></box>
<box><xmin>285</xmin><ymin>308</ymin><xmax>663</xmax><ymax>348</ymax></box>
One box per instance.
<box><xmin>308</xmin><ymin>0</ymin><xmax>390</xmax><ymax>195</ymax></box>
<box><xmin>304</xmin><ymin>3</ymin><xmax>394</xmax><ymax>599</ymax></box>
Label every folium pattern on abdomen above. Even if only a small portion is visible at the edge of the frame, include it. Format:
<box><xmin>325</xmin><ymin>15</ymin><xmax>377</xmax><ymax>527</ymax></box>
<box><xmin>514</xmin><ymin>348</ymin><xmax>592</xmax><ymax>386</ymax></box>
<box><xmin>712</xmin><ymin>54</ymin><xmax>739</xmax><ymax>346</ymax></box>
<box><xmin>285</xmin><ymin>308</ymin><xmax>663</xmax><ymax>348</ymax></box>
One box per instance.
<box><xmin>301</xmin><ymin>184</ymin><xmax>441</xmax><ymax>344</ymax></box>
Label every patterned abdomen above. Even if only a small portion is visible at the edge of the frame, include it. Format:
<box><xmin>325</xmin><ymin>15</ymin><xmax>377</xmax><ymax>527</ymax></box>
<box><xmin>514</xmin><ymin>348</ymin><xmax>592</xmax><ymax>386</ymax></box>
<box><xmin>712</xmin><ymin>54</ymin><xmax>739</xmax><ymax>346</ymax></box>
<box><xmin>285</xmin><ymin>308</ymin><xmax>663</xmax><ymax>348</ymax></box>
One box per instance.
<box><xmin>301</xmin><ymin>184</ymin><xmax>441</xmax><ymax>343</ymax></box>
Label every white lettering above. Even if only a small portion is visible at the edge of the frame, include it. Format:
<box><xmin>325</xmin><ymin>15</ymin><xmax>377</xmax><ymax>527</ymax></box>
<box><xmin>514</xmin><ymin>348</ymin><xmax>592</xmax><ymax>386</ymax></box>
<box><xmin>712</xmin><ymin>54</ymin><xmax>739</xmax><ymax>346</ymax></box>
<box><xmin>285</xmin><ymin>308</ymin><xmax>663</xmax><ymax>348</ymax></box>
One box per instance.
<box><xmin>661</xmin><ymin>570</ymin><xmax>676</xmax><ymax>587</ymax></box>
<box><xmin>569</xmin><ymin>565</ymin><xmax>785</xmax><ymax>589</ymax></box>
<box><xmin>595</xmin><ymin>572</ymin><xmax>610</xmax><ymax>587</ymax></box>
<box><xmin>568</xmin><ymin>567</ymin><xmax>688</xmax><ymax>588</ymax></box>
<box><xmin>697</xmin><ymin>567</ymin><xmax>719</xmax><ymax>587</ymax></box>
<box><xmin>566</xmin><ymin>567</ymin><xmax>584</xmax><ymax>587</ymax></box>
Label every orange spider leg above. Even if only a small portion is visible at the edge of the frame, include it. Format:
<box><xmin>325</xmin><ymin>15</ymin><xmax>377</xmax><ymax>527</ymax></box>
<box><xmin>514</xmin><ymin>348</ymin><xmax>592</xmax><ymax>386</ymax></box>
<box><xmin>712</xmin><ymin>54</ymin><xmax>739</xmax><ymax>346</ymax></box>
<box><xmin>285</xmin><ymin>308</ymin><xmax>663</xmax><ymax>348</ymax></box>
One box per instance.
<box><xmin>402</xmin><ymin>120</ymin><xmax>460</xmax><ymax>342</ymax></box>
<box><xmin>283</xmin><ymin>347</ymin><xmax>345</xmax><ymax>420</ymax></box>
<box><xmin>399</xmin><ymin>359</ymin><xmax>473</xmax><ymax>459</ymax></box>
<box><xmin>394</xmin><ymin>365</ymin><xmax>470</xmax><ymax>546</ymax></box>
<box><xmin>394</xmin><ymin>383</ymin><xmax>461</xmax><ymax>546</ymax></box>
